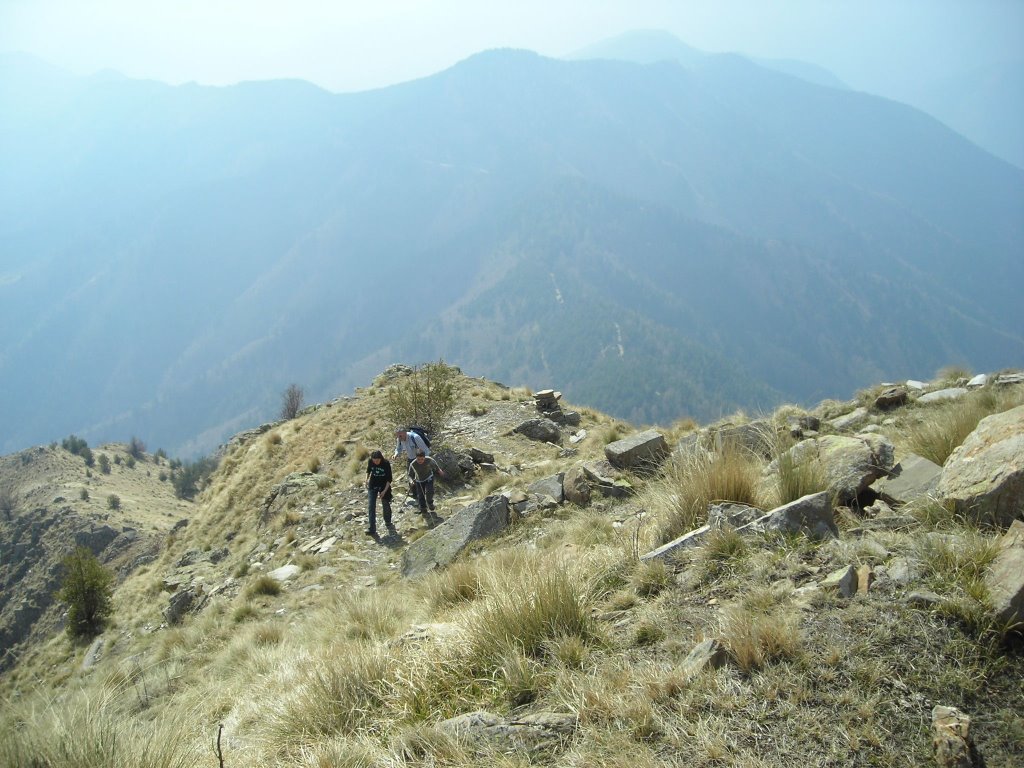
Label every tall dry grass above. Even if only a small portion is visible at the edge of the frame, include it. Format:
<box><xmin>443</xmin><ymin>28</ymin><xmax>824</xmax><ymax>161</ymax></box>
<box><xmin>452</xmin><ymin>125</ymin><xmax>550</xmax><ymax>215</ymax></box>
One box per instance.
<box><xmin>647</xmin><ymin>443</ymin><xmax>764</xmax><ymax>544</ymax></box>
<box><xmin>903</xmin><ymin>386</ymin><xmax>1024</xmax><ymax>465</ymax></box>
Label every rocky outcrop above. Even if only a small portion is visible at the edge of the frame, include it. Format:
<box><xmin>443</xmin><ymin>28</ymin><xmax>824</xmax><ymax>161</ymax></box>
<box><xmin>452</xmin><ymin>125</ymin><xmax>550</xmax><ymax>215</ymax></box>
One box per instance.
<box><xmin>604</xmin><ymin>430</ymin><xmax>669</xmax><ymax>471</ymax></box>
<box><xmin>401</xmin><ymin>495</ymin><xmax>512</xmax><ymax>578</ymax></box>
<box><xmin>774</xmin><ymin>434</ymin><xmax>895</xmax><ymax>505</ymax></box>
<box><xmin>936</xmin><ymin>404</ymin><xmax>1024</xmax><ymax>527</ymax></box>
<box><xmin>642</xmin><ymin>492</ymin><xmax>834</xmax><ymax>562</ymax></box>
<box><xmin>984</xmin><ymin>520</ymin><xmax>1024</xmax><ymax>628</ymax></box>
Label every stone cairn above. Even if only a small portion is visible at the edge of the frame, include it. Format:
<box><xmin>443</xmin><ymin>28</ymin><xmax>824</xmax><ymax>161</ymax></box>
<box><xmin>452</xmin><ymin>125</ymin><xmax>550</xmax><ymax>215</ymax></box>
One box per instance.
<box><xmin>533</xmin><ymin>389</ymin><xmax>563</xmax><ymax>417</ymax></box>
<box><xmin>533</xmin><ymin>389</ymin><xmax>582</xmax><ymax>427</ymax></box>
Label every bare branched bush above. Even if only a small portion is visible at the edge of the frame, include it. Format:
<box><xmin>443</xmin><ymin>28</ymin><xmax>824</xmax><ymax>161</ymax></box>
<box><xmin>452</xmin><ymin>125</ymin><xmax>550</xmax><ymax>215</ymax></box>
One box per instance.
<box><xmin>280</xmin><ymin>383</ymin><xmax>305</xmax><ymax>420</ymax></box>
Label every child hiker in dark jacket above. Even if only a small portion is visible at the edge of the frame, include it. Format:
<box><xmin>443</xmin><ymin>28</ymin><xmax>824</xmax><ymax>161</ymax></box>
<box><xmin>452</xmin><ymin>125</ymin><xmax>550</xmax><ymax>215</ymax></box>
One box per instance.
<box><xmin>365</xmin><ymin>450</ymin><xmax>393</xmax><ymax>536</ymax></box>
<box><xmin>408</xmin><ymin>448</ymin><xmax>445</xmax><ymax>521</ymax></box>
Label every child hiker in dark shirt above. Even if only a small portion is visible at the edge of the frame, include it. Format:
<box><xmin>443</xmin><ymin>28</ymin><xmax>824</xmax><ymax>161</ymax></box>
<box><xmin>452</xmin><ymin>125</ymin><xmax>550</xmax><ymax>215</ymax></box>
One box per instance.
<box><xmin>364</xmin><ymin>450</ymin><xmax>393</xmax><ymax>537</ymax></box>
<box><xmin>408</xmin><ymin>449</ymin><xmax>445</xmax><ymax>521</ymax></box>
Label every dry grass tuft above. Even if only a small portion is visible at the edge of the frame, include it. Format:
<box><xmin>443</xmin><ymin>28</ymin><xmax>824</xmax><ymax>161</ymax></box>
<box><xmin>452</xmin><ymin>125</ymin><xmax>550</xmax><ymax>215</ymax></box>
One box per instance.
<box><xmin>647</xmin><ymin>443</ymin><xmax>764</xmax><ymax>544</ymax></box>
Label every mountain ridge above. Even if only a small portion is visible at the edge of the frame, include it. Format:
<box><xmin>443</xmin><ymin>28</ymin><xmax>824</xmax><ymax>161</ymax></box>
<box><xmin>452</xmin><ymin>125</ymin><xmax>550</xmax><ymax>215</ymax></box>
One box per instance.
<box><xmin>1</xmin><ymin>46</ymin><xmax>1021</xmax><ymax>457</ymax></box>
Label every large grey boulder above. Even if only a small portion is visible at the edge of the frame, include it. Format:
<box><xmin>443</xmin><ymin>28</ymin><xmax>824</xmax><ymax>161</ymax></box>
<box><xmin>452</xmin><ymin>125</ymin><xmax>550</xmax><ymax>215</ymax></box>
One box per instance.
<box><xmin>738</xmin><ymin>491</ymin><xmax>837</xmax><ymax>540</ymax></box>
<box><xmin>401</xmin><ymin>495</ymin><xmax>511</xmax><ymax>578</ymax></box>
<box><xmin>872</xmin><ymin>453</ymin><xmax>942</xmax><ymax>506</ymax></box>
<box><xmin>513</xmin><ymin>418</ymin><xmax>562</xmax><ymax>444</ymax></box>
<box><xmin>776</xmin><ymin>434</ymin><xmax>895</xmax><ymax>504</ymax></box>
<box><xmin>936</xmin><ymin>404</ymin><xmax>1024</xmax><ymax>527</ymax></box>
<box><xmin>984</xmin><ymin>520</ymin><xmax>1024</xmax><ymax>627</ymax></box>
<box><xmin>604</xmin><ymin>429</ymin><xmax>669</xmax><ymax>471</ymax></box>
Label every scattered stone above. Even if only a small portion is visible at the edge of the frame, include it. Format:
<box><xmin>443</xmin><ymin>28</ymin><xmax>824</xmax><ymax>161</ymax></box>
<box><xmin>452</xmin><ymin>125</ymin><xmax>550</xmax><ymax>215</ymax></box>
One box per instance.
<box><xmin>641</xmin><ymin>525</ymin><xmax>712</xmax><ymax>563</ymax></box>
<box><xmin>438</xmin><ymin>710</ymin><xmax>577</xmax><ymax>754</ymax></box>
<box><xmin>856</xmin><ymin>564</ymin><xmax>874</xmax><ymax>595</ymax></box>
<box><xmin>821</xmin><ymin>566</ymin><xmax>858</xmax><ymax>598</ymax></box>
<box><xmin>875</xmin><ymin>386</ymin><xmax>909</xmax><ymax>410</ymax></box>
<box><xmin>528</xmin><ymin>473</ymin><xmax>564</xmax><ymax>504</ymax></box>
<box><xmin>562</xmin><ymin>465</ymin><xmax>592</xmax><ymax>506</ymax></box>
<box><xmin>906</xmin><ymin>590</ymin><xmax>943</xmax><ymax>607</ymax></box>
<box><xmin>707</xmin><ymin>502</ymin><xmax>765</xmax><ymax>530</ymax></box>
<box><xmin>885</xmin><ymin>557</ymin><xmax>923</xmax><ymax>587</ymax></box>
<box><xmin>740</xmin><ymin>491</ymin><xmax>838</xmax><ymax>541</ymax></box>
<box><xmin>81</xmin><ymin>637</ymin><xmax>104</xmax><ymax>670</ymax></box>
<box><xmin>936</xmin><ymin>404</ymin><xmax>1024</xmax><ymax>528</ymax></box>
<box><xmin>267</xmin><ymin>564</ymin><xmax>301</xmax><ymax>581</ymax></box>
<box><xmin>778</xmin><ymin>434</ymin><xmax>896</xmax><ymax>505</ymax></box>
<box><xmin>932</xmin><ymin>706</ymin><xmax>985</xmax><ymax>768</ymax></box>
<box><xmin>994</xmin><ymin>372</ymin><xmax>1024</xmax><ymax>387</ymax></box>
<box><xmin>604</xmin><ymin>429</ymin><xmax>670</xmax><ymax>471</ymax></box>
<box><xmin>984</xmin><ymin>520</ymin><xmax>1024</xmax><ymax>628</ymax></box>
<box><xmin>713</xmin><ymin>420</ymin><xmax>775</xmax><ymax>458</ymax></box>
<box><xmin>682</xmin><ymin>638</ymin><xmax>729</xmax><ymax>675</ymax></box>
<box><xmin>581</xmin><ymin>459</ymin><xmax>634</xmax><ymax>498</ymax></box>
<box><xmin>966</xmin><ymin>374</ymin><xmax>989</xmax><ymax>389</ymax></box>
<box><xmin>468</xmin><ymin>447</ymin><xmax>495</xmax><ymax>464</ymax></box>
<box><xmin>829</xmin><ymin>407</ymin><xmax>870</xmax><ymax>431</ymax></box>
<box><xmin>164</xmin><ymin>589</ymin><xmax>196</xmax><ymax>625</ymax></box>
<box><xmin>918</xmin><ymin>387</ymin><xmax>968</xmax><ymax>404</ymax></box>
<box><xmin>569</xmin><ymin>430</ymin><xmax>587</xmax><ymax>444</ymax></box>
<box><xmin>906</xmin><ymin>380</ymin><xmax>927</xmax><ymax>390</ymax></box>
<box><xmin>513</xmin><ymin>418</ymin><xmax>562</xmax><ymax>444</ymax></box>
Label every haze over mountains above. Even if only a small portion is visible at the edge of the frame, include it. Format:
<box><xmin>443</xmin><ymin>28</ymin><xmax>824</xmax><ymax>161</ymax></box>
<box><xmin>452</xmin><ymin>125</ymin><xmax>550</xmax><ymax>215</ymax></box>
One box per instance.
<box><xmin>2</xmin><ymin>31</ymin><xmax>1022</xmax><ymax>457</ymax></box>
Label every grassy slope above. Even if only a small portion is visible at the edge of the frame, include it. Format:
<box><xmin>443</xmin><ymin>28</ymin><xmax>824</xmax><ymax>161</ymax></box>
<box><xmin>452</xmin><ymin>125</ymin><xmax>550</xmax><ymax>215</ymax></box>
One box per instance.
<box><xmin>1</xmin><ymin>370</ymin><xmax>1022</xmax><ymax>767</ymax></box>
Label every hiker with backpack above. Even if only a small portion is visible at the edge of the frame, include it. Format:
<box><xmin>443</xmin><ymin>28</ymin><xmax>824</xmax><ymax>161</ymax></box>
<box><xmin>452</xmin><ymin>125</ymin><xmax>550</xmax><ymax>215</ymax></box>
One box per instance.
<box><xmin>408</xmin><ymin>448</ymin><xmax>445</xmax><ymax>522</ymax></box>
<box><xmin>393</xmin><ymin>426</ymin><xmax>431</xmax><ymax>495</ymax></box>
<box><xmin>364</xmin><ymin>450</ymin><xmax>394</xmax><ymax>537</ymax></box>
<box><xmin>393</xmin><ymin>427</ymin><xmax>430</xmax><ymax>462</ymax></box>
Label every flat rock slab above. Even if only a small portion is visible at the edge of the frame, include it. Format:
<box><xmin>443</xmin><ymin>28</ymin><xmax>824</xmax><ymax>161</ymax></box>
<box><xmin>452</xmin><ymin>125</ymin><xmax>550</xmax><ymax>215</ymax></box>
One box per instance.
<box><xmin>872</xmin><ymin>453</ymin><xmax>941</xmax><ymax>506</ymax></box>
<box><xmin>401</xmin><ymin>495</ymin><xmax>511</xmax><ymax>578</ymax></box>
<box><xmin>984</xmin><ymin>520</ymin><xmax>1024</xmax><ymax>626</ymax></box>
<box><xmin>919</xmin><ymin>387</ymin><xmax>968</xmax><ymax>404</ymax></box>
<box><xmin>937</xmin><ymin>404</ymin><xmax>1024</xmax><ymax>527</ymax></box>
<box><xmin>605</xmin><ymin>429</ymin><xmax>669</xmax><ymax>470</ymax></box>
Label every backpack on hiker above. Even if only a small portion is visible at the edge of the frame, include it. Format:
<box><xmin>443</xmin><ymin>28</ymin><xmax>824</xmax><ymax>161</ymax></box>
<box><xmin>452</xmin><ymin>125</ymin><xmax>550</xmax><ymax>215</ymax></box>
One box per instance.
<box><xmin>406</xmin><ymin>426</ymin><xmax>431</xmax><ymax>449</ymax></box>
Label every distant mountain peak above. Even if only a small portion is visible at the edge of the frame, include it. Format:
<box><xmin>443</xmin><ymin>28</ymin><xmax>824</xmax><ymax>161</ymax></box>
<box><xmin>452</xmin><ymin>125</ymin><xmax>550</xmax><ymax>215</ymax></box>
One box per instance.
<box><xmin>567</xmin><ymin>28</ymin><xmax>846</xmax><ymax>90</ymax></box>
<box><xmin>566</xmin><ymin>29</ymin><xmax>705</xmax><ymax>67</ymax></box>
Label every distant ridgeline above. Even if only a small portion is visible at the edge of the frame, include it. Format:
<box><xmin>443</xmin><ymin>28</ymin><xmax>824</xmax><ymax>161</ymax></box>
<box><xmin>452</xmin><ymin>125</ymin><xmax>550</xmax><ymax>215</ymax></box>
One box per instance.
<box><xmin>0</xmin><ymin>49</ymin><xmax>1021</xmax><ymax>456</ymax></box>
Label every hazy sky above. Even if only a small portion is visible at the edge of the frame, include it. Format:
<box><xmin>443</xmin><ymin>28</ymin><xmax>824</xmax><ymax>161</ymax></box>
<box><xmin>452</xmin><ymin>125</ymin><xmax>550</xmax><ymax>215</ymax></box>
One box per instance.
<box><xmin>1</xmin><ymin>0</ymin><xmax>1021</xmax><ymax>97</ymax></box>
